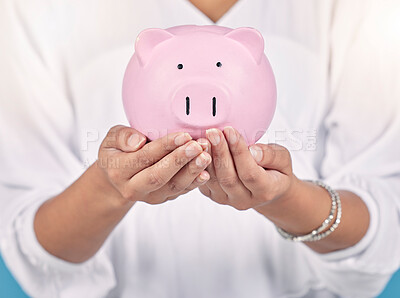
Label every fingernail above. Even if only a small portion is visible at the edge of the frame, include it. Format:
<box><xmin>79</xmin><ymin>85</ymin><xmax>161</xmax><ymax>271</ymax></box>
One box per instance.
<box><xmin>197</xmin><ymin>138</ymin><xmax>209</xmax><ymax>152</ymax></box>
<box><xmin>224</xmin><ymin>126</ymin><xmax>238</xmax><ymax>145</ymax></box>
<box><xmin>195</xmin><ymin>152</ymin><xmax>210</xmax><ymax>167</ymax></box>
<box><xmin>250</xmin><ymin>145</ymin><xmax>263</xmax><ymax>163</ymax></box>
<box><xmin>175</xmin><ymin>132</ymin><xmax>192</xmax><ymax>146</ymax></box>
<box><xmin>197</xmin><ymin>171</ymin><xmax>210</xmax><ymax>182</ymax></box>
<box><xmin>185</xmin><ymin>142</ymin><xmax>203</xmax><ymax>158</ymax></box>
<box><xmin>128</xmin><ymin>133</ymin><xmax>144</xmax><ymax>149</ymax></box>
<box><xmin>206</xmin><ymin>129</ymin><xmax>221</xmax><ymax>146</ymax></box>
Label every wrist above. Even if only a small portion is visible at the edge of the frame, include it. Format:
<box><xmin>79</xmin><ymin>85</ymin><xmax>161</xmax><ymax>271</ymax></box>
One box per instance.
<box><xmin>255</xmin><ymin>175</ymin><xmax>302</xmax><ymax>214</ymax></box>
<box><xmin>90</xmin><ymin>161</ymin><xmax>135</xmax><ymax>210</ymax></box>
<box><xmin>254</xmin><ymin>177</ymin><xmax>332</xmax><ymax>236</ymax></box>
<box><xmin>33</xmin><ymin>161</ymin><xmax>135</xmax><ymax>263</ymax></box>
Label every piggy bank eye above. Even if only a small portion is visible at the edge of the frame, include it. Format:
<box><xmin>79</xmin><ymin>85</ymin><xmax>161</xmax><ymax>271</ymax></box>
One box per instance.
<box><xmin>216</xmin><ymin>62</ymin><xmax>222</xmax><ymax>68</ymax></box>
<box><xmin>177</xmin><ymin>64</ymin><xmax>184</xmax><ymax>70</ymax></box>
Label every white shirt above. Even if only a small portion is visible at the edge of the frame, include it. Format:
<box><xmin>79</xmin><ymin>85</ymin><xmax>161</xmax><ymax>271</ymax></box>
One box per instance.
<box><xmin>1</xmin><ymin>0</ymin><xmax>400</xmax><ymax>297</ymax></box>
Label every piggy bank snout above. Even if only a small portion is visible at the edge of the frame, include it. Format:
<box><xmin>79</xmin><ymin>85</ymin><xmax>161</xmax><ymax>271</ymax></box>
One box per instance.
<box><xmin>171</xmin><ymin>83</ymin><xmax>230</xmax><ymax>128</ymax></box>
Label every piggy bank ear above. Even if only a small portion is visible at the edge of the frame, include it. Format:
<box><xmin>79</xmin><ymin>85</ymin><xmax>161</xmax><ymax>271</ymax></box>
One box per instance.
<box><xmin>225</xmin><ymin>28</ymin><xmax>265</xmax><ymax>64</ymax></box>
<box><xmin>135</xmin><ymin>28</ymin><xmax>174</xmax><ymax>66</ymax></box>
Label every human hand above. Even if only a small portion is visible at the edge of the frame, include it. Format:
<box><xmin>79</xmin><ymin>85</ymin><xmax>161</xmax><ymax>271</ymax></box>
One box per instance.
<box><xmin>98</xmin><ymin>125</ymin><xmax>212</xmax><ymax>204</ymax></box>
<box><xmin>197</xmin><ymin>127</ymin><xmax>297</xmax><ymax>211</ymax></box>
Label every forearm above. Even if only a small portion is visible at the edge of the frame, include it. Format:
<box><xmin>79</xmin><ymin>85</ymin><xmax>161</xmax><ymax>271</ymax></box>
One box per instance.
<box><xmin>34</xmin><ymin>161</ymin><xmax>133</xmax><ymax>263</ymax></box>
<box><xmin>33</xmin><ymin>126</ymin><xmax>208</xmax><ymax>264</ymax></box>
<box><xmin>255</xmin><ymin>177</ymin><xmax>370</xmax><ymax>254</ymax></box>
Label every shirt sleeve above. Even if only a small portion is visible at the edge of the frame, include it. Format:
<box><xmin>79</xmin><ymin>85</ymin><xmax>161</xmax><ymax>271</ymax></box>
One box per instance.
<box><xmin>0</xmin><ymin>1</ymin><xmax>116</xmax><ymax>297</ymax></box>
<box><xmin>301</xmin><ymin>0</ymin><xmax>400</xmax><ymax>296</ymax></box>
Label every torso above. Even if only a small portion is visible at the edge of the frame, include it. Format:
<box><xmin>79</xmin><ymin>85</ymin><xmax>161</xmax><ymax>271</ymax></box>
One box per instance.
<box><xmin>50</xmin><ymin>0</ymin><xmax>337</xmax><ymax>296</ymax></box>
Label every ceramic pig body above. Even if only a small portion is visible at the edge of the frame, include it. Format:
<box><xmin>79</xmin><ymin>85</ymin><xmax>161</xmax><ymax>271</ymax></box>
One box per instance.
<box><xmin>122</xmin><ymin>25</ymin><xmax>276</xmax><ymax>145</ymax></box>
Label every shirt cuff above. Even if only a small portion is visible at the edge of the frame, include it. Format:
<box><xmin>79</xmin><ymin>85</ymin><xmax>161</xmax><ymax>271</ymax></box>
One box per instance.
<box><xmin>1</xmin><ymin>188</ymin><xmax>117</xmax><ymax>297</ymax></box>
<box><xmin>297</xmin><ymin>174</ymin><xmax>400</xmax><ymax>297</ymax></box>
<box><xmin>17</xmin><ymin>195</ymin><xmax>95</xmax><ymax>273</ymax></box>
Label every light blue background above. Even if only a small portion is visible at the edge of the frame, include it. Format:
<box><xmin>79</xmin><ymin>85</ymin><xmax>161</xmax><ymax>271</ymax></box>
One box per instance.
<box><xmin>1</xmin><ymin>254</ymin><xmax>399</xmax><ymax>297</ymax></box>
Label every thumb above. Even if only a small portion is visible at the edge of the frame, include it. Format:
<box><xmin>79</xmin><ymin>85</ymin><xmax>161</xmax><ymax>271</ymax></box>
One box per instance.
<box><xmin>249</xmin><ymin>143</ymin><xmax>292</xmax><ymax>176</ymax></box>
<box><xmin>102</xmin><ymin>125</ymin><xmax>147</xmax><ymax>152</ymax></box>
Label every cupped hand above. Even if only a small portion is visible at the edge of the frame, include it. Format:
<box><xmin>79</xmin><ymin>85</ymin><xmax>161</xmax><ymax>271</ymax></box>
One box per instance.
<box><xmin>197</xmin><ymin>127</ymin><xmax>297</xmax><ymax>211</ymax></box>
<box><xmin>98</xmin><ymin>125</ymin><xmax>211</xmax><ymax>204</ymax></box>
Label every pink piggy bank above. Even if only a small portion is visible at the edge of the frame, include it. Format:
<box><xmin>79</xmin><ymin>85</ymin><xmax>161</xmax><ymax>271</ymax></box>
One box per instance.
<box><xmin>122</xmin><ymin>25</ymin><xmax>276</xmax><ymax>145</ymax></box>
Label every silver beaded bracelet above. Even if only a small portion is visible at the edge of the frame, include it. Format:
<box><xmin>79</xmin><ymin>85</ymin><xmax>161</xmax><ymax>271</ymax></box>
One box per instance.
<box><xmin>275</xmin><ymin>180</ymin><xmax>342</xmax><ymax>242</ymax></box>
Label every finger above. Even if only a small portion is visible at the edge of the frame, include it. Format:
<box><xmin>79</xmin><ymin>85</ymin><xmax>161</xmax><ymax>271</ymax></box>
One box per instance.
<box><xmin>131</xmin><ymin>131</ymin><xmax>193</xmax><ymax>172</ymax></box>
<box><xmin>197</xmin><ymin>137</ymin><xmax>228</xmax><ymax>204</ymax></box>
<box><xmin>147</xmin><ymin>171</ymin><xmax>210</xmax><ymax>202</ymax></box>
<box><xmin>165</xmin><ymin>172</ymin><xmax>210</xmax><ymax>201</ymax></box>
<box><xmin>185</xmin><ymin>171</ymin><xmax>211</xmax><ymax>191</ymax></box>
<box><xmin>197</xmin><ymin>138</ymin><xmax>218</xmax><ymax>183</ymax></box>
<box><xmin>206</xmin><ymin>128</ymin><xmax>251</xmax><ymax>199</ymax></box>
<box><xmin>165</xmin><ymin>171</ymin><xmax>210</xmax><ymax>201</ymax></box>
<box><xmin>249</xmin><ymin>143</ymin><xmax>292</xmax><ymax>176</ymax></box>
<box><xmin>223</xmin><ymin>126</ymin><xmax>266</xmax><ymax>192</ymax></box>
<box><xmin>197</xmin><ymin>138</ymin><xmax>226</xmax><ymax>191</ymax></box>
<box><xmin>198</xmin><ymin>184</ymin><xmax>212</xmax><ymax>197</ymax></box>
<box><xmin>129</xmin><ymin>140</ymin><xmax>203</xmax><ymax>193</ymax></box>
<box><xmin>102</xmin><ymin>130</ymin><xmax>193</xmax><ymax>183</ymax></box>
<box><xmin>98</xmin><ymin>126</ymin><xmax>147</xmax><ymax>182</ymax></box>
<box><xmin>102</xmin><ymin>125</ymin><xmax>147</xmax><ymax>152</ymax></box>
<box><xmin>154</xmin><ymin>152</ymin><xmax>211</xmax><ymax>196</ymax></box>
